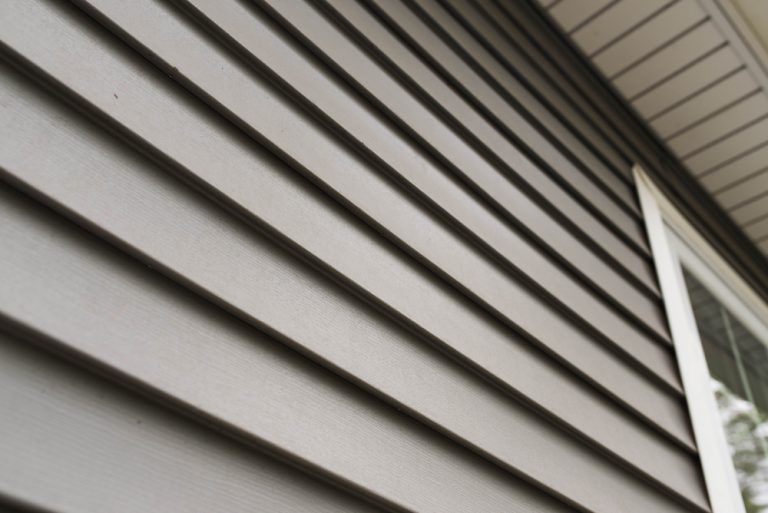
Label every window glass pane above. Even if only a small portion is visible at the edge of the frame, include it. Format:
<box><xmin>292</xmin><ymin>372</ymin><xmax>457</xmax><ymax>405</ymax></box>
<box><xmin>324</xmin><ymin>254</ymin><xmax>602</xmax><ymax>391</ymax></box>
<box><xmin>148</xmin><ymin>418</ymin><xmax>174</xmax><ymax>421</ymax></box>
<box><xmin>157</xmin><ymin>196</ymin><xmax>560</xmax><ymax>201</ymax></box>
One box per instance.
<box><xmin>684</xmin><ymin>268</ymin><xmax>768</xmax><ymax>512</ymax></box>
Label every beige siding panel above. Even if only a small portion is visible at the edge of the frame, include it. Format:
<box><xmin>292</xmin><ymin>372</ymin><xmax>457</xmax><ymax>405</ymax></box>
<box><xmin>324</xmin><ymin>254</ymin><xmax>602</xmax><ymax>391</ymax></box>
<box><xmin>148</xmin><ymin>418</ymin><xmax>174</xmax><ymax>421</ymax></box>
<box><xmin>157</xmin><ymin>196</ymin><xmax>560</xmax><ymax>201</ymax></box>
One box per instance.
<box><xmin>329</xmin><ymin>0</ymin><xmax>648</xmax><ymax>262</ymax></box>
<box><xmin>0</xmin><ymin>61</ymin><xmax>704</xmax><ymax>504</ymax></box>
<box><xmin>457</xmin><ymin>0</ymin><xmax>636</xmax><ymax>187</ymax></box>
<box><xmin>477</xmin><ymin>0</ymin><xmax>638</xmax><ymax>176</ymax></box>
<box><xmin>592</xmin><ymin>0</ymin><xmax>707</xmax><ymax>77</ymax></box>
<box><xmin>632</xmin><ymin>46</ymin><xmax>742</xmax><ymax>118</ymax></box>
<box><xmin>0</xmin><ymin>0</ymin><xmax>687</xmax><ymax>429</ymax></box>
<box><xmin>573</xmin><ymin>0</ymin><xmax>671</xmax><ymax>56</ymax></box>
<box><xmin>0</xmin><ymin>0</ymin><xmax>713</xmax><ymax>510</ymax></box>
<box><xmin>262</xmin><ymin>0</ymin><xmax>663</xmax><ymax>296</ymax></box>
<box><xmin>378</xmin><ymin>0</ymin><xmax>645</xmax><ymax>242</ymax></box>
<box><xmin>0</xmin><ymin>332</ymin><xmax>389</xmax><ymax>513</ymax></box>
<box><xmin>666</xmin><ymin>92</ymin><xmax>768</xmax><ymax>156</ymax></box>
<box><xmin>340</xmin><ymin>0</ymin><xmax>662</xmax><ymax>331</ymax></box>
<box><xmin>614</xmin><ymin>22</ymin><xmax>726</xmax><ymax>99</ymax></box>
<box><xmin>0</xmin><ymin>185</ymin><xmax>701</xmax><ymax>513</ymax></box>
<box><xmin>651</xmin><ymin>69</ymin><xmax>758</xmax><ymax>138</ymax></box>
<box><xmin>411</xmin><ymin>0</ymin><xmax>641</xmax><ymax>216</ymax></box>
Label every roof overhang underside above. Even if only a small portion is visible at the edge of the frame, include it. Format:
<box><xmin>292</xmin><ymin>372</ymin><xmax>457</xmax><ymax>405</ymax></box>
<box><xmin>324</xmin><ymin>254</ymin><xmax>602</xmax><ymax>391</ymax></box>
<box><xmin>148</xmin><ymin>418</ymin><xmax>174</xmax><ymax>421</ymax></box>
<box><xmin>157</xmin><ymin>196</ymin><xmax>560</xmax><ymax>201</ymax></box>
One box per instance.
<box><xmin>534</xmin><ymin>0</ymin><xmax>768</xmax><ymax>301</ymax></box>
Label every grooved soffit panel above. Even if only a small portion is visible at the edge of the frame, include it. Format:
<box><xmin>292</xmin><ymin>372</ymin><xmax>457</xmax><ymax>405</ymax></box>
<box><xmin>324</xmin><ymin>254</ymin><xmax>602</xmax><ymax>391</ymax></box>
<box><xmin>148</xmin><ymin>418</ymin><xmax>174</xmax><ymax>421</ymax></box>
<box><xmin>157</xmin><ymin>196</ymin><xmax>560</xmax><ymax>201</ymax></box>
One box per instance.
<box><xmin>538</xmin><ymin>0</ymin><xmax>768</xmax><ymax>257</ymax></box>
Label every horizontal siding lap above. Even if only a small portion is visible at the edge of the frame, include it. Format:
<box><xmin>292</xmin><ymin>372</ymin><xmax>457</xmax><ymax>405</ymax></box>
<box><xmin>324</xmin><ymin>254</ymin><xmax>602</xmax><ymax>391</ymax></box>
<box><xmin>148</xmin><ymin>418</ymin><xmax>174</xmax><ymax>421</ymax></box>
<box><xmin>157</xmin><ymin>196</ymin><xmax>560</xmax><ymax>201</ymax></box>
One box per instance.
<box><xmin>464</xmin><ymin>0</ymin><xmax>636</xmax><ymax>189</ymax></box>
<box><xmin>295</xmin><ymin>0</ymin><xmax>663</xmax><ymax>302</ymax></box>
<box><xmin>0</xmin><ymin>180</ymin><xmax>700</xmax><ymax>513</ymax></box>
<box><xmin>366</xmin><ymin>0</ymin><xmax>647</xmax><ymax>245</ymax></box>
<box><xmin>27</xmin><ymin>0</ymin><xmax>687</xmax><ymax>405</ymax></box>
<box><xmin>0</xmin><ymin>0</ymin><xmax>711</xmax><ymax>512</ymax></box>
<box><xmin>435</xmin><ymin>0</ymin><xmax>639</xmax><ymax>215</ymax></box>
<box><xmin>254</xmin><ymin>0</ymin><xmax>679</xmax><ymax>358</ymax></box>
<box><xmin>314</xmin><ymin>0</ymin><xmax>671</xmax><ymax>356</ymax></box>
<box><xmin>488</xmin><ymin>0</ymin><xmax>650</xmax><ymax>187</ymax></box>
<box><xmin>0</xmin><ymin>331</ymin><xmax>391</xmax><ymax>513</ymax></box>
<box><xmin>0</xmin><ymin>54</ymin><xmax>706</xmax><ymax>511</ymax></box>
<box><xmin>473</xmin><ymin>0</ymin><xmax>651</xmax><ymax>212</ymax></box>
<box><xmin>419</xmin><ymin>0</ymin><xmax>654</xmax><ymax>261</ymax></box>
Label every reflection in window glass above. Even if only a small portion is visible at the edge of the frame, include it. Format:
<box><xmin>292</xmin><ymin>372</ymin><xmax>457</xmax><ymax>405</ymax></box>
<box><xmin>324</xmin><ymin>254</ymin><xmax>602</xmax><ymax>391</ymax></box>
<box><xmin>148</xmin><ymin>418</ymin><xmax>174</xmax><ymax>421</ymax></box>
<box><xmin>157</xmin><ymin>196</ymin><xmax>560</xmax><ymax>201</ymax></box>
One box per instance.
<box><xmin>684</xmin><ymin>269</ymin><xmax>768</xmax><ymax>512</ymax></box>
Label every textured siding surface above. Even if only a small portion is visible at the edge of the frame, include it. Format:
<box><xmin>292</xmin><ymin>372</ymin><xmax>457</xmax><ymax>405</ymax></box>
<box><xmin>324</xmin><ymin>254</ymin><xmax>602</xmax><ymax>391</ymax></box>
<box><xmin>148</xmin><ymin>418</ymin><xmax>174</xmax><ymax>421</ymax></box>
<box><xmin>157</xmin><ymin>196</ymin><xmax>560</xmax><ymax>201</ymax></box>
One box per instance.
<box><xmin>0</xmin><ymin>1</ymin><xmax>709</xmax><ymax>512</ymax></box>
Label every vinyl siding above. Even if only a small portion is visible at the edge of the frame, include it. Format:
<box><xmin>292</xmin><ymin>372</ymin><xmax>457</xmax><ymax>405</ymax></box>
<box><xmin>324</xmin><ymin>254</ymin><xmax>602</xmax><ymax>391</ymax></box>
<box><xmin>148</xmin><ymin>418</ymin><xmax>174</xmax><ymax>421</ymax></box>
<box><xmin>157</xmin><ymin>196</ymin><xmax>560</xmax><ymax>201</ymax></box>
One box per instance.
<box><xmin>0</xmin><ymin>1</ymin><xmax>709</xmax><ymax>513</ymax></box>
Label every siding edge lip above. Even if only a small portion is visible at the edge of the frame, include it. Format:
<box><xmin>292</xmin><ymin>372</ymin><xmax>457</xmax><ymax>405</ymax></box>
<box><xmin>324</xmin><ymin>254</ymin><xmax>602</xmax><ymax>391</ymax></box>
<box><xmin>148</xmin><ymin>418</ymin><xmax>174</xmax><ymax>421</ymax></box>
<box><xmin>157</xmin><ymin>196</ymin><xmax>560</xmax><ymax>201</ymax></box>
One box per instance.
<box><xmin>0</xmin><ymin>321</ymin><xmax>420</xmax><ymax>513</ymax></box>
<box><xmin>311</xmin><ymin>0</ymin><xmax>664</xmax><ymax>305</ymax></box>
<box><xmin>0</xmin><ymin>53</ymin><xmax>708</xmax><ymax>512</ymax></box>
<box><xmin>0</xmin><ymin>35</ymin><xmax>698</xmax><ymax>456</ymax></box>
<box><xmin>0</xmin><ymin>0</ymin><xmax>715</xmax><ymax>510</ymax></box>
<box><xmin>363</xmin><ymin>0</ymin><xmax>669</xmax><ymax>333</ymax></box>
<box><xmin>0</xmin><ymin>223</ymin><xmax>708</xmax><ymax>513</ymax></box>
<box><xmin>53</xmin><ymin>0</ymin><xmax>683</xmax><ymax>394</ymax></box>
<box><xmin>94</xmin><ymin>0</ymin><xmax>686</xmax><ymax>391</ymax></box>
<box><xmin>0</xmin><ymin>184</ymin><xmax>707</xmax><ymax>513</ymax></box>
<box><xmin>51</xmin><ymin>0</ymin><xmax>695</xmax><ymax>423</ymax></box>
<box><xmin>483</xmin><ymin>0</ymin><xmax>639</xmax><ymax>180</ymax></box>
<box><xmin>253</xmin><ymin>0</ymin><xmax>677</xmax><ymax>354</ymax></box>
<box><xmin>395</xmin><ymin>0</ymin><xmax>647</xmax><ymax>234</ymax></box>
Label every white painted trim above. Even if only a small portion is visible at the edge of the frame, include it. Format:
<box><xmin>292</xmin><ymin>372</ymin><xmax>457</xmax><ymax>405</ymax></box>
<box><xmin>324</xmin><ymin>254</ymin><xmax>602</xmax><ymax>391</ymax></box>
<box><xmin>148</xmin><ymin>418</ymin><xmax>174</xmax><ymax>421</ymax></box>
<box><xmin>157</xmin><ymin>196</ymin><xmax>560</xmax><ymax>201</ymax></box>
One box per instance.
<box><xmin>634</xmin><ymin>165</ymin><xmax>747</xmax><ymax>513</ymax></box>
<box><xmin>635</xmin><ymin>165</ymin><xmax>768</xmax><ymax>335</ymax></box>
<box><xmin>671</xmin><ymin>232</ymin><xmax>768</xmax><ymax>350</ymax></box>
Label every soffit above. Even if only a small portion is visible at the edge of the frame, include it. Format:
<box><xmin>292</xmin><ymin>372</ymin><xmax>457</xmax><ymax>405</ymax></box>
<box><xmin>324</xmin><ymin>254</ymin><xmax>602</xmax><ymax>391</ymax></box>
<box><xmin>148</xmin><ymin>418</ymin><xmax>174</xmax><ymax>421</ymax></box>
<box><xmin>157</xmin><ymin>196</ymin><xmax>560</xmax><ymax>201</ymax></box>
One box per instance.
<box><xmin>539</xmin><ymin>0</ymin><xmax>768</xmax><ymax>257</ymax></box>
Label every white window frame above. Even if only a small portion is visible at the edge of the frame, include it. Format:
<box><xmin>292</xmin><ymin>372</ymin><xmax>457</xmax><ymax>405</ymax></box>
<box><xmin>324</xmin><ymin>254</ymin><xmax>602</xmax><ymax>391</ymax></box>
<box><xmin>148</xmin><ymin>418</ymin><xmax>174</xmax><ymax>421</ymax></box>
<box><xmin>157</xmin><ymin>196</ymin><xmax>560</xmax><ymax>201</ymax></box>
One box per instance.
<box><xmin>635</xmin><ymin>165</ymin><xmax>768</xmax><ymax>513</ymax></box>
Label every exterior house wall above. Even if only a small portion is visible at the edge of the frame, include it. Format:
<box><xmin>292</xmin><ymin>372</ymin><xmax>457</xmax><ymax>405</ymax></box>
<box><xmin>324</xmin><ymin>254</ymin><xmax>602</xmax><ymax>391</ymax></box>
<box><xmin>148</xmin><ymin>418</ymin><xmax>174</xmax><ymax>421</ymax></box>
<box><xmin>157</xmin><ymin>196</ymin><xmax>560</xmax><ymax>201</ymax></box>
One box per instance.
<box><xmin>0</xmin><ymin>1</ymin><xmax>712</xmax><ymax>512</ymax></box>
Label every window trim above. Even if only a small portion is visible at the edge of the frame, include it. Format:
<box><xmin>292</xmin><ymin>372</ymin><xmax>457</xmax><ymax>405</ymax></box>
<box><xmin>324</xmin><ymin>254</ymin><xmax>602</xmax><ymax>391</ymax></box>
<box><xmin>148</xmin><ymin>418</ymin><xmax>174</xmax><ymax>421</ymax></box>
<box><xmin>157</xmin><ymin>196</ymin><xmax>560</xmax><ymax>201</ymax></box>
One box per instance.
<box><xmin>635</xmin><ymin>164</ymin><xmax>768</xmax><ymax>513</ymax></box>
